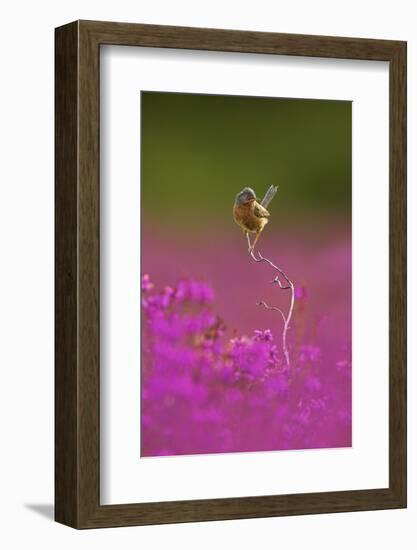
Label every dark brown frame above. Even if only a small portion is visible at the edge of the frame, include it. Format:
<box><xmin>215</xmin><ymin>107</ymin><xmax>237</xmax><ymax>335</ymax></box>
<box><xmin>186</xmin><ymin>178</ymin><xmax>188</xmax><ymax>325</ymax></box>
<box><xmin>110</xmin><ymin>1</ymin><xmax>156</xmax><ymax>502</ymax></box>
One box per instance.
<box><xmin>55</xmin><ymin>20</ymin><xmax>407</xmax><ymax>529</ymax></box>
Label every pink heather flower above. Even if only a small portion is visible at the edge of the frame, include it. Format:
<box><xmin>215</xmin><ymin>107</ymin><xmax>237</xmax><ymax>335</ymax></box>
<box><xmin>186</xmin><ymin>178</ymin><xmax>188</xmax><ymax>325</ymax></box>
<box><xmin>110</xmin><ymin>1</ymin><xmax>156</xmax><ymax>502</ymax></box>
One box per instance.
<box><xmin>295</xmin><ymin>406</ymin><xmax>311</xmax><ymax>426</ymax></box>
<box><xmin>175</xmin><ymin>278</ymin><xmax>215</xmax><ymax>304</ymax></box>
<box><xmin>304</xmin><ymin>375</ymin><xmax>322</xmax><ymax>393</ymax></box>
<box><xmin>141</xmin><ymin>294</ymin><xmax>170</xmax><ymax>314</ymax></box>
<box><xmin>141</xmin><ymin>273</ymin><xmax>154</xmax><ymax>292</ymax></box>
<box><xmin>299</xmin><ymin>344</ymin><xmax>321</xmax><ymax>363</ymax></box>
<box><xmin>253</xmin><ymin>329</ymin><xmax>273</xmax><ymax>342</ymax></box>
<box><xmin>182</xmin><ymin>312</ymin><xmax>216</xmax><ymax>334</ymax></box>
<box><xmin>190</xmin><ymin>280</ymin><xmax>215</xmax><ymax>303</ymax></box>
<box><xmin>229</xmin><ymin>336</ymin><xmax>250</xmax><ymax>348</ymax></box>
<box><xmin>266</xmin><ymin>373</ymin><xmax>289</xmax><ymax>397</ymax></box>
<box><xmin>310</xmin><ymin>398</ymin><xmax>326</xmax><ymax>410</ymax></box>
<box><xmin>336</xmin><ymin>359</ymin><xmax>352</xmax><ymax>378</ymax></box>
<box><xmin>338</xmin><ymin>409</ymin><xmax>352</xmax><ymax>424</ymax></box>
<box><xmin>140</xmin><ymin>275</ymin><xmax>351</xmax><ymax>457</ymax></box>
<box><xmin>268</xmin><ymin>344</ymin><xmax>280</xmax><ymax>366</ymax></box>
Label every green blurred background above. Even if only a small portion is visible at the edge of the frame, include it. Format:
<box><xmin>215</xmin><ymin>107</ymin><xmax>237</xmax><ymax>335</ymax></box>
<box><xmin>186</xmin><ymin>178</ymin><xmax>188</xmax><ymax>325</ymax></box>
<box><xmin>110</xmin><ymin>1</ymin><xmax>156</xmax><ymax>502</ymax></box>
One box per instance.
<box><xmin>141</xmin><ymin>91</ymin><xmax>351</xmax><ymax>230</ymax></box>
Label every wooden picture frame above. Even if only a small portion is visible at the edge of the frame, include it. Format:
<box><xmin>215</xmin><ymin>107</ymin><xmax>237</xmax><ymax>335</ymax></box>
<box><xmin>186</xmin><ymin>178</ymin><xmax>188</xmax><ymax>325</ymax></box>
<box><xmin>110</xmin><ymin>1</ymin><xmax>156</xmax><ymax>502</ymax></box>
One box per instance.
<box><xmin>55</xmin><ymin>20</ymin><xmax>407</xmax><ymax>529</ymax></box>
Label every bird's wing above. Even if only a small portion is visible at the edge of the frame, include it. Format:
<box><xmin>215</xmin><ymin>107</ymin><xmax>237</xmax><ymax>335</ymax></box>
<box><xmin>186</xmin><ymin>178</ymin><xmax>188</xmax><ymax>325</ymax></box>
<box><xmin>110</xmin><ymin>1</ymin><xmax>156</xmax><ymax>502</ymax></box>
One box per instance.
<box><xmin>254</xmin><ymin>202</ymin><xmax>270</xmax><ymax>218</ymax></box>
<box><xmin>261</xmin><ymin>185</ymin><xmax>278</xmax><ymax>208</ymax></box>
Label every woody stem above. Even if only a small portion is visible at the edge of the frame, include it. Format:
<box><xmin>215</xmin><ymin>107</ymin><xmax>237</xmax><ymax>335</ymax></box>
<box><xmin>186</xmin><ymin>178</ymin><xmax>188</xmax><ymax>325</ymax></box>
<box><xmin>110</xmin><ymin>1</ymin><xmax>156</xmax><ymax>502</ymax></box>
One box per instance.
<box><xmin>247</xmin><ymin>243</ymin><xmax>295</xmax><ymax>368</ymax></box>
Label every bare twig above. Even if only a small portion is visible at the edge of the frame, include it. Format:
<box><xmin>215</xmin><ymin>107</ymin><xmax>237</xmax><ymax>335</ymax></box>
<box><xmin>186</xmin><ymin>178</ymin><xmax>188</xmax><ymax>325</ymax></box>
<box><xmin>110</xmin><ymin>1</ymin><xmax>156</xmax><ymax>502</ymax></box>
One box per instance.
<box><xmin>256</xmin><ymin>300</ymin><xmax>286</xmax><ymax>323</ymax></box>
<box><xmin>246</xmin><ymin>233</ymin><xmax>295</xmax><ymax>368</ymax></box>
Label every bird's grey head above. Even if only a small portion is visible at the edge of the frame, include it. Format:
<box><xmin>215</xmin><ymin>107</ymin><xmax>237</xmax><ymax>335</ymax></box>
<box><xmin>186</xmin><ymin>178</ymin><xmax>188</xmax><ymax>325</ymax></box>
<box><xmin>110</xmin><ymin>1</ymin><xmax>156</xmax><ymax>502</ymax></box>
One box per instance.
<box><xmin>235</xmin><ymin>187</ymin><xmax>257</xmax><ymax>205</ymax></box>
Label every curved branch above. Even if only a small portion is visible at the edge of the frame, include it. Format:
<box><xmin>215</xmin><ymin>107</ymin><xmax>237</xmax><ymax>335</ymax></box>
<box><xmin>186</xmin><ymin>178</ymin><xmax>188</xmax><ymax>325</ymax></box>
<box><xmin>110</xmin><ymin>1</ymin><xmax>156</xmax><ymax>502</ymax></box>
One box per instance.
<box><xmin>247</xmin><ymin>233</ymin><xmax>295</xmax><ymax>368</ymax></box>
<box><xmin>256</xmin><ymin>300</ymin><xmax>286</xmax><ymax>323</ymax></box>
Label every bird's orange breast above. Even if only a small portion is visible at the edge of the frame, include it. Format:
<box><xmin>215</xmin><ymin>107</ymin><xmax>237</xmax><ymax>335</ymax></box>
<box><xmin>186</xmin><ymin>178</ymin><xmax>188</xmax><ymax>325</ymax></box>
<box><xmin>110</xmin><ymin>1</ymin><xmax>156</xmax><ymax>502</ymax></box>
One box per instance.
<box><xmin>233</xmin><ymin>201</ymin><xmax>268</xmax><ymax>233</ymax></box>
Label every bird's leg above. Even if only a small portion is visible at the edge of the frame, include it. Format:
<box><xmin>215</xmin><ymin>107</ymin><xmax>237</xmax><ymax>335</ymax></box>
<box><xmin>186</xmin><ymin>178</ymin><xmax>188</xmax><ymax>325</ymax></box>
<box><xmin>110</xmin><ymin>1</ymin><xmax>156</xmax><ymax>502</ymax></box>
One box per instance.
<box><xmin>246</xmin><ymin>231</ymin><xmax>253</xmax><ymax>253</ymax></box>
<box><xmin>251</xmin><ymin>231</ymin><xmax>261</xmax><ymax>253</ymax></box>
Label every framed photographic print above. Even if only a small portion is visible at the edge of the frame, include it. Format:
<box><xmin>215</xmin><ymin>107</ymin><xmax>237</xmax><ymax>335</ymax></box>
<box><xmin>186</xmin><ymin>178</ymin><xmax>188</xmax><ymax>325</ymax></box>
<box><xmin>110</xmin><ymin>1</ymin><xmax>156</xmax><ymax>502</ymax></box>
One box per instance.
<box><xmin>55</xmin><ymin>20</ymin><xmax>407</xmax><ymax>528</ymax></box>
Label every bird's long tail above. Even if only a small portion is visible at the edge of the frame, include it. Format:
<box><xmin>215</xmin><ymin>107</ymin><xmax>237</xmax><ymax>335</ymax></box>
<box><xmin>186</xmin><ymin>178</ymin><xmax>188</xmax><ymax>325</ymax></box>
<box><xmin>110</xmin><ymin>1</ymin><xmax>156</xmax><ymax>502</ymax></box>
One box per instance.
<box><xmin>261</xmin><ymin>185</ymin><xmax>279</xmax><ymax>208</ymax></box>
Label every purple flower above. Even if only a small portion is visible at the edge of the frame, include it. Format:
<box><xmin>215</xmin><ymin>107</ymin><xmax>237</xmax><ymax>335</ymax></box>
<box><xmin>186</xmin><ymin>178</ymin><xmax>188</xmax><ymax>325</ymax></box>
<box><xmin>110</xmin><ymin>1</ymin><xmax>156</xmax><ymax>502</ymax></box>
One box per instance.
<box><xmin>229</xmin><ymin>338</ymin><xmax>270</xmax><ymax>377</ymax></box>
<box><xmin>310</xmin><ymin>398</ymin><xmax>326</xmax><ymax>410</ymax></box>
<box><xmin>336</xmin><ymin>359</ymin><xmax>351</xmax><ymax>372</ymax></box>
<box><xmin>182</xmin><ymin>312</ymin><xmax>216</xmax><ymax>334</ymax></box>
<box><xmin>141</xmin><ymin>274</ymin><xmax>352</xmax><ymax>457</ymax></box>
<box><xmin>175</xmin><ymin>278</ymin><xmax>214</xmax><ymax>304</ymax></box>
<box><xmin>268</xmin><ymin>344</ymin><xmax>280</xmax><ymax>366</ymax></box>
<box><xmin>304</xmin><ymin>375</ymin><xmax>322</xmax><ymax>393</ymax></box>
<box><xmin>141</xmin><ymin>273</ymin><xmax>154</xmax><ymax>292</ymax></box>
<box><xmin>299</xmin><ymin>345</ymin><xmax>320</xmax><ymax>363</ymax></box>
<box><xmin>266</xmin><ymin>373</ymin><xmax>289</xmax><ymax>397</ymax></box>
<box><xmin>253</xmin><ymin>329</ymin><xmax>273</xmax><ymax>342</ymax></box>
<box><xmin>141</xmin><ymin>294</ymin><xmax>170</xmax><ymax>314</ymax></box>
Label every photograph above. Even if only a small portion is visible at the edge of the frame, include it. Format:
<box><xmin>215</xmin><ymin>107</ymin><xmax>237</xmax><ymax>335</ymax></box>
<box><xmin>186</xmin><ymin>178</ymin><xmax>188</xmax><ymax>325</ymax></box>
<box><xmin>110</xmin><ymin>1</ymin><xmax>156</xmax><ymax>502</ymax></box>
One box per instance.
<box><xmin>0</xmin><ymin>4</ymin><xmax>407</xmax><ymax>540</ymax></box>
<box><xmin>140</xmin><ymin>91</ymin><xmax>352</xmax><ymax>457</ymax></box>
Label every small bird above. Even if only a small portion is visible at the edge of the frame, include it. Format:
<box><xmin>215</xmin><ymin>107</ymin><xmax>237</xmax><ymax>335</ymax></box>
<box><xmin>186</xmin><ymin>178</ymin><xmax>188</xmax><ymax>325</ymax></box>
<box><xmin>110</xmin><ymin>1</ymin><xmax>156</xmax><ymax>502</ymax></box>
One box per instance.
<box><xmin>233</xmin><ymin>185</ymin><xmax>278</xmax><ymax>251</ymax></box>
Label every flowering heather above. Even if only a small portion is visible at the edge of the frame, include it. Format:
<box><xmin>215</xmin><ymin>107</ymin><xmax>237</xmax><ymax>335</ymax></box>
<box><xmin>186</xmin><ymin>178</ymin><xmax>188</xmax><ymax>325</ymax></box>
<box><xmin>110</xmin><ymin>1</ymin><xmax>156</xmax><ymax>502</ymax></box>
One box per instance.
<box><xmin>141</xmin><ymin>274</ymin><xmax>351</xmax><ymax>457</ymax></box>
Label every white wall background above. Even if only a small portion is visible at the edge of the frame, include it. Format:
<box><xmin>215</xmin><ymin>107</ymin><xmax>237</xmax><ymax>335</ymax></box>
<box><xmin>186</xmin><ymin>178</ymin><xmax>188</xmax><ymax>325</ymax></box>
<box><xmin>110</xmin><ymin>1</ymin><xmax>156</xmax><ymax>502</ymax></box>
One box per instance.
<box><xmin>0</xmin><ymin>0</ymin><xmax>415</xmax><ymax>547</ymax></box>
